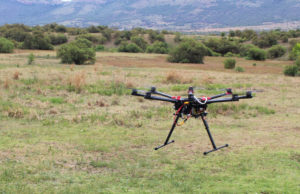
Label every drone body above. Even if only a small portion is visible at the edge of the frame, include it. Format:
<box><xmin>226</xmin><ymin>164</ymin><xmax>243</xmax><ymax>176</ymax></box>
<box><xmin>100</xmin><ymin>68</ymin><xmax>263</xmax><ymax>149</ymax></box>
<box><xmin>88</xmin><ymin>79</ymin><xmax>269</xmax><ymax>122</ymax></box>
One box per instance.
<box><xmin>132</xmin><ymin>86</ymin><xmax>253</xmax><ymax>155</ymax></box>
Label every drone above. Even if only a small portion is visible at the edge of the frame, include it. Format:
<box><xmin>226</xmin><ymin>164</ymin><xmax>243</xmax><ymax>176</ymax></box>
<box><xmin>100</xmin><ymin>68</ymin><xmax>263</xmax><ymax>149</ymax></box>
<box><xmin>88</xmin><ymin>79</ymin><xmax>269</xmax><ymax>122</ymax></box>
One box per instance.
<box><xmin>132</xmin><ymin>86</ymin><xmax>253</xmax><ymax>155</ymax></box>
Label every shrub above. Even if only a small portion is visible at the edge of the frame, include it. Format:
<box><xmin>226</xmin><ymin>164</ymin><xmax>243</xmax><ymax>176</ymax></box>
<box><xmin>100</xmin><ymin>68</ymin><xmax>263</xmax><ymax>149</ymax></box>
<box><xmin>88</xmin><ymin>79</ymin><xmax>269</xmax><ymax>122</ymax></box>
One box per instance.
<box><xmin>146</xmin><ymin>41</ymin><xmax>168</xmax><ymax>54</ymax></box>
<box><xmin>168</xmin><ymin>39</ymin><xmax>208</xmax><ymax>64</ymax></box>
<box><xmin>27</xmin><ymin>53</ymin><xmax>35</xmax><ymax>65</ymax></box>
<box><xmin>292</xmin><ymin>43</ymin><xmax>300</xmax><ymax>57</ymax></box>
<box><xmin>95</xmin><ymin>45</ymin><xmax>105</xmax><ymax>51</ymax></box>
<box><xmin>239</xmin><ymin>44</ymin><xmax>256</xmax><ymax>57</ymax></box>
<box><xmin>267</xmin><ymin>45</ymin><xmax>286</xmax><ymax>59</ymax></box>
<box><xmin>118</xmin><ymin>42</ymin><xmax>142</xmax><ymax>53</ymax></box>
<box><xmin>49</xmin><ymin>34</ymin><xmax>68</xmax><ymax>45</ymax></box>
<box><xmin>149</xmin><ymin>31</ymin><xmax>165</xmax><ymax>43</ymax></box>
<box><xmin>22</xmin><ymin>31</ymin><xmax>53</xmax><ymax>50</ymax></box>
<box><xmin>57</xmin><ymin>38</ymin><xmax>96</xmax><ymax>65</ymax></box>
<box><xmin>224</xmin><ymin>52</ymin><xmax>234</xmax><ymax>57</ymax></box>
<box><xmin>131</xmin><ymin>36</ymin><xmax>148</xmax><ymax>51</ymax></box>
<box><xmin>284</xmin><ymin>65</ymin><xmax>299</xmax><ymax>76</ymax></box>
<box><xmin>0</xmin><ymin>37</ymin><xmax>14</xmax><ymax>53</ymax></box>
<box><xmin>55</xmin><ymin>25</ymin><xmax>67</xmax><ymax>33</ymax></box>
<box><xmin>76</xmin><ymin>34</ymin><xmax>103</xmax><ymax>44</ymax></box>
<box><xmin>247</xmin><ymin>47</ymin><xmax>266</xmax><ymax>61</ymax></box>
<box><xmin>174</xmin><ymin>32</ymin><xmax>182</xmax><ymax>42</ymax></box>
<box><xmin>203</xmin><ymin>38</ymin><xmax>240</xmax><ymax>55</ymax></box>
<box><xmin>235</xmin><ymin>66</ymin><xmax>244</xmax><ymax>72</ymax></box>
<box><xmin>295</xmin><ymin>56</ymin><xmax>300</xmax><ymax>67</ymax></box>
<box><xmin>224</xmin><ymin>58</ymin><xmax>236</xmax><ymax>69</ymax></box>
<box><xmin>252</xmin><ymin>31</ymin><xmax>278</xmax><ymax>48</ymax></box>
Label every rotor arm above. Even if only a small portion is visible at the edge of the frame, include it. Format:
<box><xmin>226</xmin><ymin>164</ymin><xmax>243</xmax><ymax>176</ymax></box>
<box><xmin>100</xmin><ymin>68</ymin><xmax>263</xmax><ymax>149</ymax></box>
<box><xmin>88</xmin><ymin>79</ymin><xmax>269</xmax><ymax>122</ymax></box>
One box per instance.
<box><xmin>131</xmin><ymin>89</ymin><xmax>177</xmax><ymax>103</ymax></box>
<box><xmin>209</xmin><ymin>88</ymin><xmax>233</xmax><ymax>100</ymax></box>
<box><xmin>206</xmin><ymin>91</ymin><xmax>252</xmax><ymax>104</ymax></box>
<box><xmin>144</xmin><ymin>92</ymin><xmax>177</xmax><ymax>103</ymax></box>
<box><xmin>150</xmin><ymin>87</ymin><xmax>173</xmax><ymax>99</ymax></box>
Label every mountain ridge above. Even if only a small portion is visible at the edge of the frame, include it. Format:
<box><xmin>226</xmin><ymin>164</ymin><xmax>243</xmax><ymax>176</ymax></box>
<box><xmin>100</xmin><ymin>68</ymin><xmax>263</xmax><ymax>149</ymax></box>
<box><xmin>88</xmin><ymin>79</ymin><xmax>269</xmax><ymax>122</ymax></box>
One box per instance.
<box><xmin>1</xmin><ymin>0</ymin><xmax>300</xmax><ymax>31</ymax></box>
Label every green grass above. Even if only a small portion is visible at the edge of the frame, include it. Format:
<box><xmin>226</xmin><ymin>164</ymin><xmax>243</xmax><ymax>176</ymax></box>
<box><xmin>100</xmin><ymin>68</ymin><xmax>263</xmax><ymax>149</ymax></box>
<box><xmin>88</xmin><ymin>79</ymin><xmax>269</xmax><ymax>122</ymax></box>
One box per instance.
<box><xmin>0</xmin><ymin>51</ymin><xmax>299</xmax><ymax>193</ymax></box>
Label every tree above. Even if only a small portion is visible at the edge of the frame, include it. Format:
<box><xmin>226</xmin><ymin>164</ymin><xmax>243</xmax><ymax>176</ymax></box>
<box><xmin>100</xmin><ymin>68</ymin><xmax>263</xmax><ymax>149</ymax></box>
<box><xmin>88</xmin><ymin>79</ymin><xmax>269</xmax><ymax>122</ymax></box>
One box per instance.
<box><xmin>267</xmin><ymin>45</ymin><xmax>286</xmax><ymax>59</ymax></box>
<box><xmin>49</xmin><ymin>34</ymin><xmax>68</xmax><ymax>45</ymax></box>
<box><xmin>0</xmin><ymin>37</ymin><xmax>14</xmax><ymax>53</ymax></box>
<box><xmin>146</xmin><ymin>41</ymin><xmax>168</xmax><ymax>54</ymax></box>
<box><xmin>168</xmin><ymin>39</ymin><xmax>208</xmax><ymax>64</ymax></box>
<box><xmin>247</xmin><ymin>47</ymin><xmax>267</xmax><ymax>61</ymax></box>
<box><xmin>224</xmin><ymin>58</ymin><xmax>236</xmax><ymax>69</ymax></box>
<box><xmin>292</xmin><ymin>43</ymin><xmax>300</xmax><ymax>57</ymax></box>
<box><xmin>57</xmin><ymin>38</ymin><xmax>96</xmax><ymax>65</ymax></box>
<box><xmin>118</xmin><ymin>42</ymin><xmax>142</xmax><ymax>53</ymax></box>
<box><xmin>252</xmin><ymin>31</ymin><xmax>278</xmax><ymax>48</ymax></box>
<box><xmin>22</xmin><ymin>31</ymin><xmax>53</xmax><ymax>50</ymax></box>
<box><xmin>131</xmin><ymin>36</ymin><xmax>148</xmax><ymax>51</ymax></box>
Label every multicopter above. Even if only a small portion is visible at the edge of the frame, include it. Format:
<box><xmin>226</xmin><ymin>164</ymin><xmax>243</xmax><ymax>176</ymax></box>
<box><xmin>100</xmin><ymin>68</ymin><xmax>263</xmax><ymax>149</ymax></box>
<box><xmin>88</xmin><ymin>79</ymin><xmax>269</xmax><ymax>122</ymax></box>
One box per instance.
<box><xmin>131</xmin><ymin>86</ymin><xmax>253</xmax><ymax>155</ymax></box>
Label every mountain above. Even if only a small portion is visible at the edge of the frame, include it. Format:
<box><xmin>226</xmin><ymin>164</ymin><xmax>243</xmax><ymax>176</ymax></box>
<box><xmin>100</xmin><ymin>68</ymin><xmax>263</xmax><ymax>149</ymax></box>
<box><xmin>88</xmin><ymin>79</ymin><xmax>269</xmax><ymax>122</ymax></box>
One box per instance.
<box><xmin>1</xmin><ymin>0</ymin><xmax>300</xmax><ymax>31</ymax></box>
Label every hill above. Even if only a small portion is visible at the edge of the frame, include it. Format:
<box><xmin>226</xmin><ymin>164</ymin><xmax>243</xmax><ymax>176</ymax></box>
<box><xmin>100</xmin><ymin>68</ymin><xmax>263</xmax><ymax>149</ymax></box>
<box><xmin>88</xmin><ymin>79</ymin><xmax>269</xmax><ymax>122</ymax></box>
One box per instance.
<box><xmin>1</xmin><ymin>0</ymin><xmax>300</xmax><ymax>30</ymax></box>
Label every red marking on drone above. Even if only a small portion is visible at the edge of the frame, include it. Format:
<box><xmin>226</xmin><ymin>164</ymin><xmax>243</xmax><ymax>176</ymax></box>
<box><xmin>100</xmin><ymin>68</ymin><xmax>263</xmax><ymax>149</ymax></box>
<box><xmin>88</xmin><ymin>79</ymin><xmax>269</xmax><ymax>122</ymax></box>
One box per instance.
<box><xmin>172</xmin><ymin>96</ymin><xmax>181</xmax><ymax>100</ymax></box>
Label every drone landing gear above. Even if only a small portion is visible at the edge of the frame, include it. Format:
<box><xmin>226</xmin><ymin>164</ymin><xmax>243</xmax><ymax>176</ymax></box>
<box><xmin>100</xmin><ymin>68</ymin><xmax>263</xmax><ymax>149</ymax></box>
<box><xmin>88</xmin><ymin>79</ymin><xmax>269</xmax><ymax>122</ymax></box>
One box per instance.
<box><xmin>154</xmin><ymin>114</ymin><xmax>180</xmax><ymax>150</ymax></box>
<box><xmin>201</xmin><ymin>113</ymin><xmax>229</xmax><ymax>155</ymax></box>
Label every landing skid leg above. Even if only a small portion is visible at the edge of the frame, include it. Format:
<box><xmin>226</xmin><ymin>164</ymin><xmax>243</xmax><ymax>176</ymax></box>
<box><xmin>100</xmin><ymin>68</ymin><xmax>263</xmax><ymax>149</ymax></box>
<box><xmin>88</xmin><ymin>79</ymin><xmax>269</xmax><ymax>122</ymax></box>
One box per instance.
<box><xmin>154</xmin><ymin>114</ymin><xmax>180</xmax><ymax>150</ymax></box>
<box><xmin>201</xmin><ymin>113</ymin><xmax>229</xmax><ymax>155</ymax></box>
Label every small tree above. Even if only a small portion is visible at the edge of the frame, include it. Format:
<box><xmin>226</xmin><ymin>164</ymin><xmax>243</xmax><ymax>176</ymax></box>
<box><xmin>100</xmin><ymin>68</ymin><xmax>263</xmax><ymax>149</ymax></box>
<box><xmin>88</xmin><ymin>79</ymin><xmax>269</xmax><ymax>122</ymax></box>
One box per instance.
<box><xmin>22</xmin><ymin>31</ymin><xmax>53</xmax><ymax>50</ymax></box>
<box><xmin>284</xmin><ymin>65</ymin><xmax>298</xmax><ymax>76</ymax></box>
<box><xmin>292</xmin><ymin>43</ymin><xmax>300</xmax><ymax>57</ymax></box>
<box><xmin>27</xmin><ymin>53</ymin><xmax>35</xmax><ymax>65</ymax></box>
<box><xmin>57</xmin><ymin>38</ymin><xmax>96</xmax><ymax>65</ymax></box>
<box><xmin>224</xmin><ymin>58</ymin><xmax>236</xmax><ymax>69</ymax></box>
<box><xmin>49</xmin><ymin>34</ymin><xmax>68</xmax><ymax>45</ymax></box>
<box><xmin>146</xmin><ymin>41</ymin><xmax>168</xmax><ymax>54</ymax></box>
<box><xmin>0</xmin><ymin>37</ymin><xmax>14</xmax><ymax>53</ymax></box>
<box><xmin>247</xmin><ymin>47</ymin><xmax>266</xmax><ymax>61</ymax></box>
<box><xmin>131</xmin><ymin>36</ymin><xmax>148</xmax><ymax>51</ymax></box>
<box><xmin>168</xmin><ymin>39</ymin><xmax>207</xmax><ymax>63</ymax></box>
<box><xmin>267</xmin><ymin>45</ymin><xmax>286</xmax><ymax>59</ymax></box>
<box><xmin>295</xmin><ymin>56</ymin><xmax>300</xmax><ymax>67</ymax></box>
<box><xmin>118</xmin><ymin>42</ymin><xmax>142</xmax><ymax>53</ymax></box>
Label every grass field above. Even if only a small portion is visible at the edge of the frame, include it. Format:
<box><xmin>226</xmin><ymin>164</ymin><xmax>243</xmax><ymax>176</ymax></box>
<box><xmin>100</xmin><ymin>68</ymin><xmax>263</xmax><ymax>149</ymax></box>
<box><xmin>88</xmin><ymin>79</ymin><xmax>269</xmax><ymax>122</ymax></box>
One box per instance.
<box><xmin>0</xmin><ymin>50</ymin><xmax>299</xmax><ymax>193</ymax></box>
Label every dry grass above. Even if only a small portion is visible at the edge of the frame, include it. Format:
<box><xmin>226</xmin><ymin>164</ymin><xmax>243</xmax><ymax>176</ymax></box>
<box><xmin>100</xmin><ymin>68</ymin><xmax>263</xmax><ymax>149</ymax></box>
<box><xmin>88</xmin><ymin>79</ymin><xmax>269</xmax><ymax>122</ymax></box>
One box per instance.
<box><xmin>67</xmin><ymin>71</ymin><xmax>86</xmax><ymax>93</ymax></box>
<box><xmin>0</xmin><ymin>50</ymin><xmax>299</xmax><ymax>193</ymax></box>
<box><xmin>13</xmin><ymin>71</ymin><xmax>20</xmax><ymax>80</ymax></box>
<box><xmin>165</xmin><ymin>71</ymin><xmax>194</xmax><ymax>84</ymax></box>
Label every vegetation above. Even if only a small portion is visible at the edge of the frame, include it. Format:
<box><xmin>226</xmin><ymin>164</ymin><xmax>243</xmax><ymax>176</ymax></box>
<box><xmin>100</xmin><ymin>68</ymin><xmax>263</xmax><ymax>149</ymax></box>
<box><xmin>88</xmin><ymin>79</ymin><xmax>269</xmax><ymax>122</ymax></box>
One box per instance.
<box><xmin>27</xmin><ymin>53</ymin><xmax>35</xmax><ymax>65</ymax></box>
<box><xmin>146</xmin><ymin>41</ymin><xmax>169</xmax><ymax>54</ymax></box>
<box><xmin>118</xmin><ymin>42</ymin><xmax>143</xmax><ymax>53</ymax></box>
<box><xmin>0</xmin><ymin>37</ymin><xmax>14</xmax><ymax>53</ymax></box>
<box><xmin>284</xmin><ymin>65</ymin><xmax>299</xmax><ymax>76</ymax></box>
<box><xmin>247</xmin><ymin>47</ymin><xmax>267</xmax><ymax>61</ymax></box>
<box><xmin>168</xmin><ymin>39</ymin><xmax>208</xmax><ymax>63</ymax></box>
<box><xmin>235</xmin><ymin>66</ymin><xmax>245</xmax><ymax>72</ymax></box>
<box><xmin>49</xmin><ymin>34</ymin><xmax>68</xmax><ymax>45</ymax></box>
<box><xmin>267</xmin><ymin>45</ymin><xmax>286</xmax><ymax>59</ymax></box>
<box><xmin>224</xmin><ymin>58</ymin><xmax>236</xmax><ymax>69</ymax></box>
<box><xmin>22</xmin><ymin>31</ymin><xmax>53</xmax><ymax>50</ymax></box>
<box><xmin>0</xmin><ymin>40</ymin><xmax>299</xmax><ymax>193</ymax></box>
<box><xmin>57</xmin><ymin>38</ymin><xmax>96</xmax><ymax>65</ymax></box>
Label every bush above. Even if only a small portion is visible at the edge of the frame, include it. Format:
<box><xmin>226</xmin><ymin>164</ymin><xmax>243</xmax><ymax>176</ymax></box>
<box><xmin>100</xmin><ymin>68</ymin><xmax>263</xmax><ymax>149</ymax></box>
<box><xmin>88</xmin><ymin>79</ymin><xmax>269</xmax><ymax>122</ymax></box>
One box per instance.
<box><xmin>224</xmin><ymin>58</ymin><xmax>236</xmax><ymax>69</ymax></box>
<box><xmin>247</xmin><ymin>47</ymin><xmax>266</xmax><ymax>61</ymax></box>
<box><xmin>22</xmin><ymin>31</ymin><xmax>53</xmax><ymax>50</ymax></box>
<box><xmin>49</xmin><ymin>34</ymin><xmax>68</xmax><ymax>45</ymax></box>
<box><xmin>252</xmin><ymin>31</ymin><xmax>278</xmax><ymax>48</ymax></box>
<box><xmin>76</xmin><ymin>34</ymin><xmax>103</xmax><ymax>44</ymax></box>
<box><xmin>292</xmin><ymin>43</ymin><xmax>300</xmax><ymax>57</ymax></box>
<box><xmin>131</xmin><ymin>36</ymin><xmax>148</xmax><ymax>51</ymax></box>
<box><xmin>27</xmin><ymin>53</ymin><xmax>35</xmax><ymax>65</ymax></box>
<box><xmin>235</xmin><ymin>66</ymin><xmax>244</xmax><ymax>72</ymax></box>
<box><xmin>146</xmin><ymin>41</ymin><xmax>168</xmax><ymax>54</ymax></box>
<box><xmin>295</xmin><ymin>56</ymin><xmax>300</xmax><ymax>67</ymax></box>
<box><xmin>57</xmin><ymin>38</ymin><xmax>96</xmax><ymax>65</ymax></box>
<box><xmin>284</xmin><ymin>65</ymin><xmax>299</xmax><ymax>76</ymax></box>
<box><xmin>118</xmin><ymin>42</ymin><xmax>142</xmax><ymax>53</ymax></box>
<box><xmin>149</xmin><ymin>31</ymin><xmax>165</xmax><ymax>43</ymax></box>
<box><xmin>203</xmin><ymin>38</ymin><xmax>240</xmax><ymax>55</ymax></box>
<box><xmin>0</xmin><ymin>37</ymin><xmax>14</xmax><ymax>53</ymax></box>
<box><xmin>267</xmin><ymin>45</ymin><xmax>286</xmax><ymax>59</ymax></box>
<box><xmin>167</xmin><ymin>39</ymin><xmax>208</xmax><ymax>64</ymax></box>
<box><xmin>95</xmin><ymin>45</ymin><xmax>105</xmax><ymax>51</ymax></box>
